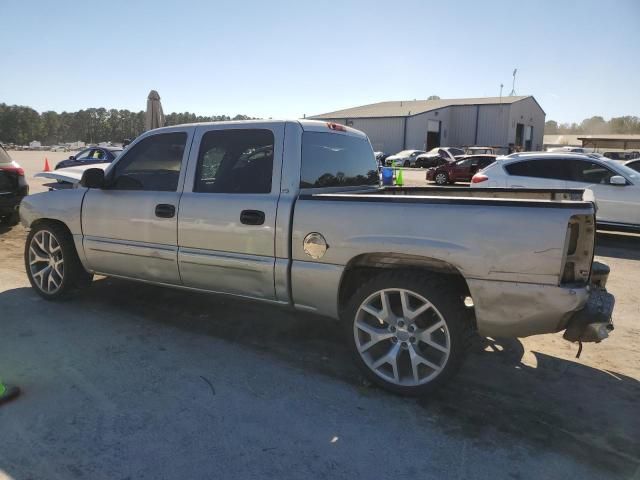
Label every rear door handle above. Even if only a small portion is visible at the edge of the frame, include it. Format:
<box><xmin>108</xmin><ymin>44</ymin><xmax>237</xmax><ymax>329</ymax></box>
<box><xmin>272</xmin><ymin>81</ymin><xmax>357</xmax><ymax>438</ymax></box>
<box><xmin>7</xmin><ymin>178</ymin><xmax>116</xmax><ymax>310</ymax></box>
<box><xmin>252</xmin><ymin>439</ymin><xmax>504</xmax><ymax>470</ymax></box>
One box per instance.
<box><xmin>155</xmin><ymin>204</ymin><xmax>176</xmax><ymax>218</ymax></box>
<box><xmin>240</xmin><ymin>210</ymin><xmax>265</xmax><ymax>225</ymax></box>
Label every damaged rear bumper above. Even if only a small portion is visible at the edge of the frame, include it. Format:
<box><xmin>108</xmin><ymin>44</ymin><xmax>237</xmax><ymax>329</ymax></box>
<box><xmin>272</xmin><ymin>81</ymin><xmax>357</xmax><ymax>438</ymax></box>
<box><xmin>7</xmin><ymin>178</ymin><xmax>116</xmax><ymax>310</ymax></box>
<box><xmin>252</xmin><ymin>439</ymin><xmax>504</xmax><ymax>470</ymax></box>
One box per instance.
<box><xmin>467</xmin><ymin>261</ymin><xmax>615</xmax><ymax>340</ymax></box>
<box><xmin>563</xmin><ymin>262</ymin><xmax>614</xmax><ymax>343</ymax></box>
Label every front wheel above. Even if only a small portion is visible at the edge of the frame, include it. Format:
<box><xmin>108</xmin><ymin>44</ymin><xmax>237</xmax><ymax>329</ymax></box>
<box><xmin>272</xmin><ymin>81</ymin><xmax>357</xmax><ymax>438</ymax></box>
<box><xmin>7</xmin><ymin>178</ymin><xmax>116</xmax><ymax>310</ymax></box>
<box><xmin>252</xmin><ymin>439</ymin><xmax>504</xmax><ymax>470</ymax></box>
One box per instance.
<box><xmin>25</xmin><ymin>222</ymin><xmax>93</xmax><ymax>299</ymax></box>
<box><xmin>434</xmin><ymin>172</ymin><xmax>449</xmax><ymax>185</ymax></box>
<box><xmin>344</xmin><ymin>271</ymin><xmax>470</xmax><ymax>395</ymax></box>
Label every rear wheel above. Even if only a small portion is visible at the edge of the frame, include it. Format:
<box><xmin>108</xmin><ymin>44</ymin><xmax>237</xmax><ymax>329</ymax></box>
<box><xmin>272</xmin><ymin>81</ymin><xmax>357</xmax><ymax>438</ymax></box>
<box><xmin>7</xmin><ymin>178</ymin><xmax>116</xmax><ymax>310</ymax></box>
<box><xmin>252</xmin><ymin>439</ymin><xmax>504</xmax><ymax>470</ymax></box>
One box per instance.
<box><xmin>403</xmin><ymin>160</ymin><xmax>410</xmax><ymax>168</ymax></box>
<box><xmin>434</xmin><ymin>172</ymin><xmax>449</xmax><ymax>185</ymax></box>
<box><xmin>344</xmin><ymin>271</ymin><xmax>470</xmax><ymax>395</ymax></box>
<box><xmin>25</xmin><ymin>222</ymin><xmax>93</xmax><ymax>299</ymax></box>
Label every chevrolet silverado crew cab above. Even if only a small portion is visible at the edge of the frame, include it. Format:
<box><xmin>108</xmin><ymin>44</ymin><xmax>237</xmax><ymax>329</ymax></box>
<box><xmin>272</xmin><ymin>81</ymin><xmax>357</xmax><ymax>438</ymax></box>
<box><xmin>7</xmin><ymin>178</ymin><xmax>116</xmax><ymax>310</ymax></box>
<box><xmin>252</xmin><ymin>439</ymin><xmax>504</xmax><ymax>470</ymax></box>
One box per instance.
<box><xmin>21</xmin><ymin>120</ymin><xmax>614</xmax><ymax>395</ymax></box>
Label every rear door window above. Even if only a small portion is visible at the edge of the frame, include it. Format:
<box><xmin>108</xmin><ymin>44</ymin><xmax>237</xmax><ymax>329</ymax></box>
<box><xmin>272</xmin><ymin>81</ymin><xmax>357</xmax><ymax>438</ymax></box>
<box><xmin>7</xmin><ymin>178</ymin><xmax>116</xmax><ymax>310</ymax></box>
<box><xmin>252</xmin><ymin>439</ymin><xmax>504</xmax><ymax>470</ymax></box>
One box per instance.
<box><xmin>194</xmin><ymin>129</ymin><xmax>274</xmax><ymax>194</ymax></box>
<box><xmin>301</xmin><ymin>132</ymin><xmax>378</xmax><ymax>188</ymax></box>
<box><xmin>505</xmin><ymin>159</ymin><xmax>570</xmax><ymax>180</ymax></box>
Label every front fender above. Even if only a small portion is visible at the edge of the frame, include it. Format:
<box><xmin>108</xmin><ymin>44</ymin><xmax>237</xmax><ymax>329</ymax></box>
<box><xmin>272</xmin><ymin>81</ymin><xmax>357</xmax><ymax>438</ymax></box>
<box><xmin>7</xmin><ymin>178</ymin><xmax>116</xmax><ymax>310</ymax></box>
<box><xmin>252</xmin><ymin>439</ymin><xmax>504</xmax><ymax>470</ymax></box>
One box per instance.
<box><xmin>20</xmin><ymin>188</ymin><xmax>86</xmax><ymax>235</ymax></box>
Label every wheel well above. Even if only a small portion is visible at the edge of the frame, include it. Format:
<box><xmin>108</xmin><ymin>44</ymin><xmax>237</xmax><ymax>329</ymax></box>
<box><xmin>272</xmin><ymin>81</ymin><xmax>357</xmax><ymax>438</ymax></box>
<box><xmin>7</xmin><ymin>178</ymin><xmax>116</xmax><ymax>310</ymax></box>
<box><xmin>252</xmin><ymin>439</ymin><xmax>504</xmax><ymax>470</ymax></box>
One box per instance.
<box><xmin>338</xmin><ymin>253</ymin><xmax>471</xmax><ymax>316</ymax></box>
<box><xmin>30</xmin><ymin>218</ymin><xmax>72</xmax><ymax>236</ymax></box>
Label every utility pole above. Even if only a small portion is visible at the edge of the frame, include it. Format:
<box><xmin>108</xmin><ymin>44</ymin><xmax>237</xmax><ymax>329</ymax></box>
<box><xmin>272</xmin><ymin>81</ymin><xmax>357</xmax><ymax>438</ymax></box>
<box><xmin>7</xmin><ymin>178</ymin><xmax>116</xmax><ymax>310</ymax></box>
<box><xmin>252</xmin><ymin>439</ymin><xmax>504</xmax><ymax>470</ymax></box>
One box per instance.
<box><xmin>499</xmin><ymin>83</ymin><xmax>504</xmax><ymax>103</ymax></box>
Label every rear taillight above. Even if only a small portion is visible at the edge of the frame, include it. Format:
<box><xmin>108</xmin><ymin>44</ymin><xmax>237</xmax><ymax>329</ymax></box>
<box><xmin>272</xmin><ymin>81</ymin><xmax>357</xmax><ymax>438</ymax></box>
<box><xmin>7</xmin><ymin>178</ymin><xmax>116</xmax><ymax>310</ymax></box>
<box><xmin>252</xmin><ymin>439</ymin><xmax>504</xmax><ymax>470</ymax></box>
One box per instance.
<box><xmin>560</xmin><ymin>214</ymin><xmax>595</xmax><ymax>286</ymax></box>
<box><xmin>471</xmin><ymin>174</ymin><xmax>488</xmax><ymax>184</ymax></box>
<box><xmin>0</xmin><ymin>166</ymin><xmax>24</xmax><ymax>176</ymax></box>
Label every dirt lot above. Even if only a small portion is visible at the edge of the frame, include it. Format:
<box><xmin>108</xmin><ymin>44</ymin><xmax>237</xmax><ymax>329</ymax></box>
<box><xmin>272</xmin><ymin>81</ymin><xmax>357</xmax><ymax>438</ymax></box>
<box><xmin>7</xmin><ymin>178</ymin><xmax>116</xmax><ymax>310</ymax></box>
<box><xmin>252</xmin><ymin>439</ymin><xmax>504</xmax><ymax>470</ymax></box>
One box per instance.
<box><xmin>1</xmin><ymin>151</ymin><xmax>639</xmax><ymax>479</ymax></box>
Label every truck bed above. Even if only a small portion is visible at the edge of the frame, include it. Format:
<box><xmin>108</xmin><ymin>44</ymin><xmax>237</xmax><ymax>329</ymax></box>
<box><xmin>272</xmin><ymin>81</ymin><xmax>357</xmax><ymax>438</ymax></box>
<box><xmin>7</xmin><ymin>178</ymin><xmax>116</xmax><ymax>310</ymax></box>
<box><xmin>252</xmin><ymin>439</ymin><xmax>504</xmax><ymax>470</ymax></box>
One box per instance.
<box><xmin>302</xmin><ymin>186</ymin><xmax>593</xmax><ymax>206</ymax></box>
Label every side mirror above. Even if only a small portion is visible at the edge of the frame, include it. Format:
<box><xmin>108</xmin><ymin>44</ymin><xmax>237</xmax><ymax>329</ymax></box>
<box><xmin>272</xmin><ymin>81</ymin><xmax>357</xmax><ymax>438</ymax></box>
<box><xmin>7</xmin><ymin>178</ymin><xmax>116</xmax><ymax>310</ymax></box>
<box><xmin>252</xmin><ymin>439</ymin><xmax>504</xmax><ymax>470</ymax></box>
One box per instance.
<box><xmin>610</xmin><ymin>175</ymin><xmax>626</xmax><ymax>186</ymax></box>
<box><xmin>80</xmin><ymin>168</ymin><xmax>105</xmax><ymax>189</ymax></box>
<box><xmin>69</xmin><ymin>155</ymin><xmax>76</xmax><ymax>160</ymax></box>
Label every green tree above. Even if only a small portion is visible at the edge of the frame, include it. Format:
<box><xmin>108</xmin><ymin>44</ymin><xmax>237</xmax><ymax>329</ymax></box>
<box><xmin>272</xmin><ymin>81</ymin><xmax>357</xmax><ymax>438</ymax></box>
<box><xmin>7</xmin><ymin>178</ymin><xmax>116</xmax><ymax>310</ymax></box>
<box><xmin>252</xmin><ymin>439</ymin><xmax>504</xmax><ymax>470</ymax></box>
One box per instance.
<box><xmin>544</xmin><ymin>120</ymin><xmax>558</xmax><ymax>134</ymax></box>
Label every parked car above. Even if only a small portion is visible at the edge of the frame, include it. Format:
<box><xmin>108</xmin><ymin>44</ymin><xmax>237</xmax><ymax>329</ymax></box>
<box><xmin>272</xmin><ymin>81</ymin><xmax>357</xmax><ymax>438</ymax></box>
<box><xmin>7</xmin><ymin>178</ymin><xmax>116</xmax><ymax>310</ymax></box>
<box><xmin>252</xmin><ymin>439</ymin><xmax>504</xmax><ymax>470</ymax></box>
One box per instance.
<box><xmin>427</xmin><ymin>155</ymin><xmax>497</xmax><ymax>185</ymax></box>
<box><xmin>374</xmin><ymin>151</ymin><xmax>389</xmax><ymax>167</ymax></box>
<box><xmin>0</xmin><ymin>144</ymin><xmax>29</xmax><ymax>225</ymax></box>
<box><xmin>415</xmin><ymin>147</ymin><xmax>463</xmax><ymax>167</ymax></box>
<box><xmin>54</xmin><ymin>146</ymin><xmax>123</xmax><ymax>170</ymax></box>
<box><xmin>20</xmin><ymin>120</ymin><xmax>614</xmax><ymax>396</ymax></box>
<box><xmin>385</xmin><ymin>149</ymin><xmax>426</xmax><ymax>167</ymax></box>
<box><xmin>602</xmin><ymin>151</ymin><xmax>634</xmax><ymax>161</ymax></box>
<box><xmin>624</xmin><ymin>158</ymin><xmax>640</xmax><ymax>173</ymax></box>
<box><xmin>471</xmin><ymin>152</ymin><xmax>640</xmax><ymax>231</ymax></box>
<box><xmin>464</xmin><ymin>146</ymin><xmax>497</xmax><ymax>156</ymax></box>
<box><xmin>50</xmin><ymin>145</ymin><xmax>69</xmax><ymax>152</ymax></box>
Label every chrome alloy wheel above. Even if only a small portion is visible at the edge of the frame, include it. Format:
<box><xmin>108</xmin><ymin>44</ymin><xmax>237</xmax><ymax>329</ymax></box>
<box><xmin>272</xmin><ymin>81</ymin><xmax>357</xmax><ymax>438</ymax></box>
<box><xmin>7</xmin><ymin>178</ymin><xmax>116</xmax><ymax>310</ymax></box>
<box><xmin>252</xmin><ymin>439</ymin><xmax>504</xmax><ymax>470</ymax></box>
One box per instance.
<box><xmin>28</xmin><ymin>230</ymin><xmax>64</xmax><ymax>294</ymax></box>
<box><xmin>353</xmin><ymin>288</ymin><xmax>451</xmax><ymax>386</ymax></box>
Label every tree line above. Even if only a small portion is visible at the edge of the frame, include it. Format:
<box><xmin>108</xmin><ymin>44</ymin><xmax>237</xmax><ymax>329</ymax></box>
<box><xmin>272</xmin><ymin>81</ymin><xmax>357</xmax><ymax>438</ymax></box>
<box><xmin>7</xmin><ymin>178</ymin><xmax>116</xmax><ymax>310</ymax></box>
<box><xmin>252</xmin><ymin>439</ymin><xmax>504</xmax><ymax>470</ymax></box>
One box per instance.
<box><xmin>0</xmin><ymin>103</ymin><xmax>257</xmax><ymax>145</ymax></box>
<box><xmin>545</xmin><ymin>116</ymin><xmax>640</xmax><ymax>135</ymax></box>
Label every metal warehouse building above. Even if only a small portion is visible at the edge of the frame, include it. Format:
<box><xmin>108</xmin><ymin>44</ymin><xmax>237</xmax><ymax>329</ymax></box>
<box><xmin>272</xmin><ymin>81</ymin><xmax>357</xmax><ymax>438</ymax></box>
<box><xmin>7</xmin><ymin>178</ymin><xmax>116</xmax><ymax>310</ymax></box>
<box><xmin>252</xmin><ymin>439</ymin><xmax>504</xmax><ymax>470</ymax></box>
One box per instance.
<box><xmin>311</xmin><ymin>95</ymin><xmax>545</xmax><ymax>154</ymax></box>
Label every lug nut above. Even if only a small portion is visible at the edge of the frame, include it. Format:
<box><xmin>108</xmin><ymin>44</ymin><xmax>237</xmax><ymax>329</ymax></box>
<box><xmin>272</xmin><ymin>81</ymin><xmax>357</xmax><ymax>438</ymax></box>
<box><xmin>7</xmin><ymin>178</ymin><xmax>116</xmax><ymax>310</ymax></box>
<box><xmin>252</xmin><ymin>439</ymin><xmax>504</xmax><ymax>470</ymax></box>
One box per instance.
<box><xmin>391</xmin><ymin>337</ymin><xmax>398</xmax><ymax>344</ymax></box>
<box><xmin>401</xmin><ymin>342</ymin><xmax>408</xmax><ymax>349</ymax></box>
<box><xmin>397</xmin><ymin>320</ymin><xmax>404</xmax><ymax>328</ymax></box>
<box><xmin>389</xmin><ymin>325</ymin><xmax>396</xmax><ymax>333</ymax></box>
<box><xmin>408</xmin><ymin>325</ymin><xmax>416</xmax><ymax>332</ymax></box>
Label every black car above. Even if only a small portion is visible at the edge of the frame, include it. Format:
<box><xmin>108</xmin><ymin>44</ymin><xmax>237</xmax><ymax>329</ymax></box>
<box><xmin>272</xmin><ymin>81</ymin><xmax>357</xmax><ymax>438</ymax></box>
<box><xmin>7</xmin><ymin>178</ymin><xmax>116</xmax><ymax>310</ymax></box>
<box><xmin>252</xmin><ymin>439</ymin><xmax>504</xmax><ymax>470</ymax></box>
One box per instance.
<box><xmin>0</xmin><ymin>145</ymin><xmax>29</xmax><ymax>225</ymax></box>
<box><xmin>55</xmin><ymin>146</ymin><xmax>123</xmax><ymax>170</ymax></box>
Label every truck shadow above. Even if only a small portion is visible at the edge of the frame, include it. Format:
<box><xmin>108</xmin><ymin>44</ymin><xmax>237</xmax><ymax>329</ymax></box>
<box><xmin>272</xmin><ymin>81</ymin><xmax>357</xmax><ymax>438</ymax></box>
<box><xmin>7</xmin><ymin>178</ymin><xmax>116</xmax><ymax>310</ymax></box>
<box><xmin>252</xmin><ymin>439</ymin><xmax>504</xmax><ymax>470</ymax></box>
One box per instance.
<box><xmin>596</xmin><ymin>231</ymin><xmax>640</xmax><ymax>260</ymax></box>
<box><xmin>5</xmin><ymin>279</ymin><xmax>639</xmax><ymax>477</ymax></box>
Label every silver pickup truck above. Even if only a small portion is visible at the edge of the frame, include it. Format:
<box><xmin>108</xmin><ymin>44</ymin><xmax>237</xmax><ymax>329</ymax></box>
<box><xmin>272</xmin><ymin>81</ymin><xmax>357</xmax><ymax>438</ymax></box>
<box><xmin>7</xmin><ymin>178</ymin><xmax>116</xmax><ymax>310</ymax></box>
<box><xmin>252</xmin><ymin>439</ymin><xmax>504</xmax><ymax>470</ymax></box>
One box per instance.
<box><xmin>20</xmin><ymin>120</ymin><xmax>614</xmax><ymax>395</ymax></box>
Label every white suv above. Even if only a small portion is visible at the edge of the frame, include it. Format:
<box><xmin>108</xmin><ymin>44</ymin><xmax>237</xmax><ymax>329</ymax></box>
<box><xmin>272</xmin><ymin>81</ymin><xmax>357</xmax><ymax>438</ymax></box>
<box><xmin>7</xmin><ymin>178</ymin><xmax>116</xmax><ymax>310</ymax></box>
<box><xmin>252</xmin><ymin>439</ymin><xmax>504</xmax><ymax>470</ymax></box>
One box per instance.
<box><xmin>471</xmin><ymin>152</ymin><xmax>640</xmax><ymax>231</ymax></box>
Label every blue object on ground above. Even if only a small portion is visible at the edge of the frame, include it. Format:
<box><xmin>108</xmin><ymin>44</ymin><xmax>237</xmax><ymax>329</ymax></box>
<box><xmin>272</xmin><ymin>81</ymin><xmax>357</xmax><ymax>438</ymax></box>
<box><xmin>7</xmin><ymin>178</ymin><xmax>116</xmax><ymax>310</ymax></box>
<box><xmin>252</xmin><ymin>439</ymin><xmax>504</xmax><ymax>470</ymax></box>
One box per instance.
<box><xmin>381</xmin><ymin>167</ymin><xmax>394</xmax><ymax>186</ymax></box>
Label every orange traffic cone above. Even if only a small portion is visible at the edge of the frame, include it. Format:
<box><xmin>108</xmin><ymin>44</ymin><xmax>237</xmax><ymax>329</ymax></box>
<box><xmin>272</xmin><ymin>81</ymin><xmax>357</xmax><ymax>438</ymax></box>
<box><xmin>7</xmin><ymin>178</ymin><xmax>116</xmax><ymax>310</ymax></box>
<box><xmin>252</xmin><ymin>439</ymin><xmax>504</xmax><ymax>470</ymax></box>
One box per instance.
<box><xmin>44</xmin><ymin>157</ymin><xmax>51</xmax><ymax>172</ymax></box>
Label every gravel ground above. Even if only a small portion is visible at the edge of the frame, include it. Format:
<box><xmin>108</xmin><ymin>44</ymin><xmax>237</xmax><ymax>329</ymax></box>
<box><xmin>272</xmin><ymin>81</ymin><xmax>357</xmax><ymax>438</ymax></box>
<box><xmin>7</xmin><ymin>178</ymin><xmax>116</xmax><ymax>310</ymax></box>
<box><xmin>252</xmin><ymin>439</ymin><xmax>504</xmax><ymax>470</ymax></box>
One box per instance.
<box><xmin>0</xmin><ymin>151</ymin><xmax>639</xmax><ymax>479</ymax></box>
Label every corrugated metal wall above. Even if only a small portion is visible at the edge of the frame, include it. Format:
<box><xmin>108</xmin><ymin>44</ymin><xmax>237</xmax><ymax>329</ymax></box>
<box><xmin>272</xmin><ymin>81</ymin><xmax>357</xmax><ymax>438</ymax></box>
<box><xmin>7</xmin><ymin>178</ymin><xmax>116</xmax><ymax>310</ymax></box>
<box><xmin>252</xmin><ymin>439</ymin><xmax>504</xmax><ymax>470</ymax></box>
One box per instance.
<box><xmin>447</xmin><ymin>106</ymin><xmax>476</xmax><ymax>146</ymax></box>
<box><xmin>476</xmin><ymin>104</ymin><xmax>511</xmax><ymax>147</ymax></box>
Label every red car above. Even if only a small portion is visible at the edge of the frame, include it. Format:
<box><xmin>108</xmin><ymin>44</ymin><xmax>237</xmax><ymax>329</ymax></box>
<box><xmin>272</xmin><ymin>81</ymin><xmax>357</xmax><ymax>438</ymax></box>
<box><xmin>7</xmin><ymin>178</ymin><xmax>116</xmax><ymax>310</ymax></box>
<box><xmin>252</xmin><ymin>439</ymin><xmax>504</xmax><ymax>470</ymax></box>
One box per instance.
<box><xmin>426</xmin><ymin>155</ymin><xmax>497</xmax><ymax>185</ymax></box>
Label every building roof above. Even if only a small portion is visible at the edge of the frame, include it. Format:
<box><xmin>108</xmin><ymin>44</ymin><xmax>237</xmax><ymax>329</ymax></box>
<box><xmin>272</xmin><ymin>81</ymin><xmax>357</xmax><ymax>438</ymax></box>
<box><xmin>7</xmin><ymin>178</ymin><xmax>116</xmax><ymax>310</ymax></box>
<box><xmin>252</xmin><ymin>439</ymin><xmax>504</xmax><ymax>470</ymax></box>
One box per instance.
<box><xmin>578</xmin><ymin>134</ymin><xmax>640</xmax><ymax>150</ymax></box>
<box><xmin>311</xmin><ymin>96</ymin><xmax>533</xmax><ymax>119</ymax></box>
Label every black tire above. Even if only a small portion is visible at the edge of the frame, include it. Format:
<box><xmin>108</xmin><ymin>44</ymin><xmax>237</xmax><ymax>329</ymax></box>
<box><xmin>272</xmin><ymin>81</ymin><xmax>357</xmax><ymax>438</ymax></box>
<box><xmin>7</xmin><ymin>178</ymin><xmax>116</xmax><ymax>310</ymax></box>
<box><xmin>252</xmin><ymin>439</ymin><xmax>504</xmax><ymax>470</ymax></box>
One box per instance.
<box><xmin>434</xmin><ymin>172</ymin><xmax>449</xmax><ymax>185</ymax></box>
<box><xmin>403</xmin><ymin>160</ymin><xmax>410</xmax><ymax>168</ymax></box>
<box><xmin>24</xmin><ymin>221</ymin><xmax>93</xmax><ymax>300</ymax></box>
<box><xmin>343</xmin><ymin>271</ymin><xmax>471</xmax><ymax>396</ymax></box>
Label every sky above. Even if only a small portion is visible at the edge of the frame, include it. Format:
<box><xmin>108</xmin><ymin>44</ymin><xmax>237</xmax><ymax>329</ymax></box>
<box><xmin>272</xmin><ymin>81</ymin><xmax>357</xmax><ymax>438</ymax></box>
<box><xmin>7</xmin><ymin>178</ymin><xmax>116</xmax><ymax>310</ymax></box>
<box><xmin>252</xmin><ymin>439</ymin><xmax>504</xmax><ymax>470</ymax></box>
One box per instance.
<box><xmin>1</xmin><ymin>0</ymin><xmax>639</xmax><ymax>123</ymax></box>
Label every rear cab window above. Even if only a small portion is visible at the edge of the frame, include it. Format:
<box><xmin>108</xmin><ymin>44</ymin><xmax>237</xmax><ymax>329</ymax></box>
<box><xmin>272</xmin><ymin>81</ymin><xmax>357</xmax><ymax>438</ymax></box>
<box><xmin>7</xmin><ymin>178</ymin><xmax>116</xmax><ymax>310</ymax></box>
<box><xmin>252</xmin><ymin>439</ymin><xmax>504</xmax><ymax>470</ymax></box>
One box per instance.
<box><xmin>300</xmin><ymin>132</ymin><xmax>378</xmax><ymax>189</ymax></box>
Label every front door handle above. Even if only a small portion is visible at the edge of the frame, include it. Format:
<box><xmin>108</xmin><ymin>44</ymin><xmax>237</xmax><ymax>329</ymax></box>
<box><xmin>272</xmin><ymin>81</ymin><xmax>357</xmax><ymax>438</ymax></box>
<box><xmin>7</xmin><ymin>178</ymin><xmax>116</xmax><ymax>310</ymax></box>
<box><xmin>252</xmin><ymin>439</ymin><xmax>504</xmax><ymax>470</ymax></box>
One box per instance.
<box><xmin>155</xmin><ymin>204</ymin><xmax>176</xmax><ymax>218</ymax></box>
<box><xmin>240</xmin><ymin>210</ymin><xmax>265</xmax><ymax>225</ymax></box>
